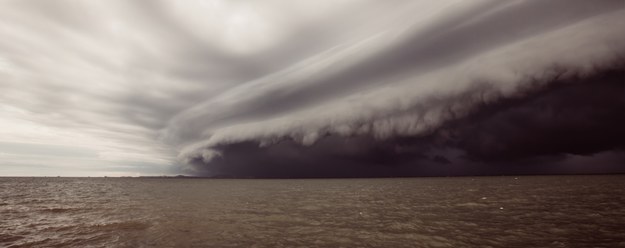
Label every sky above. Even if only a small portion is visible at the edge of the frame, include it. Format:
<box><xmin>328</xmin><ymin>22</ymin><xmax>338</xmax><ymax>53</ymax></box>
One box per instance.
<box><xmin>0</xmin><ymin>0</ymin><xmax>624</xmax><ymax>177</ymax></box>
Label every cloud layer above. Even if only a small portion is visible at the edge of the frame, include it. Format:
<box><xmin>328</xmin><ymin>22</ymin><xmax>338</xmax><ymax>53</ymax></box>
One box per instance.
<box><xmin>1</xmin><ymin>0</ymin><xmax>624</xmax><ymax>176</ymax></box>
<box><xmin>166</xmin><ymin>0</ymin><xmax>625</xmax><ymax>176</ymax></box>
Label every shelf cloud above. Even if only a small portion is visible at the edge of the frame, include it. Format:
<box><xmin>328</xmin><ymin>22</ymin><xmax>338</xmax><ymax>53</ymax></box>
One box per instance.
<box><xmin>1</xmin><ymin>0</ymin><xmax>623</xmax><ymax>176</ymax></box>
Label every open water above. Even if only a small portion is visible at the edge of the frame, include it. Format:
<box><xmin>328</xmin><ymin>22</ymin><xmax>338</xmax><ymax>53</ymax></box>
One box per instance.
<box><xmin>1</xmin><ymin>176</ymin><xmax>624</xmax><ymax>247</ymax></box>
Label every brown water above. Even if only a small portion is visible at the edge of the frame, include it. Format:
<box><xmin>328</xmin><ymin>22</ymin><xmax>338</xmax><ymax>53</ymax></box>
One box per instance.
<box><xmin>1</xmin><ymin>176</ymin><xmax>624</xmax><ymax>247</ymax></box>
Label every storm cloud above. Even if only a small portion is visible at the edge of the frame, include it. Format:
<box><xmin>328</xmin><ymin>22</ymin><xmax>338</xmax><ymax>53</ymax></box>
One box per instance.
<box><xmin>0</xmin><ymin>0</ymin><xmax>623</xmax><ymax>176</ymax></box>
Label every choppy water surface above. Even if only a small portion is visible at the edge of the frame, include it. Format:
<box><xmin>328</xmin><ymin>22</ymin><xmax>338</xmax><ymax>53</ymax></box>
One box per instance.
<box><xmin>1</xmin><ymin>176</ymin><xmax>624</xmax><ymax>247</ymax></box>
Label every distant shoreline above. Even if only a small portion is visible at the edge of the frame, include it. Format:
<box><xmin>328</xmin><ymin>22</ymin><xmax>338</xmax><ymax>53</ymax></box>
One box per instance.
<box><xmin>1</xmin><ymin>173</ymin><xmax>624</xmax><ymax>179</ymax></box>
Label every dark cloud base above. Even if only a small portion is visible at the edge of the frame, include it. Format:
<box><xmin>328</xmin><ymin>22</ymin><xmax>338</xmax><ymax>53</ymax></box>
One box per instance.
<box><xmin>189</xmin><ymin>66</ymin><xmax>625</xmax><ymax>178</ymax></box>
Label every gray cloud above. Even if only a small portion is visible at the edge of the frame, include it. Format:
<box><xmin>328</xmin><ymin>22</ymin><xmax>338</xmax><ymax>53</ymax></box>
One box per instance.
<box><xmin>0</xmin><ymin>0</ymin><xmax>623</xmax><ymax>176</ymax></box>
<box><xmin>167</xmin><ymin>1</ymin><xmax>625</xmax><ymax>171</ymax></box>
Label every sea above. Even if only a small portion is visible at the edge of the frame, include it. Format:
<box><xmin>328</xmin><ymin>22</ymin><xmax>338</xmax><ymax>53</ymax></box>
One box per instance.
<box><xmin>1</xmin><ymin>175</ymin><xmax>624</xmax><ymax>247</ymax></box>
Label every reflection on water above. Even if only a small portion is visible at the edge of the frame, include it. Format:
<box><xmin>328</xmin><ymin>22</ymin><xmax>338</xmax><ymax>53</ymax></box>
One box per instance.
<box><xmin>1</xmin><ymin>176</ymin><xmax>625</xmax><ymax>247</ymax></box>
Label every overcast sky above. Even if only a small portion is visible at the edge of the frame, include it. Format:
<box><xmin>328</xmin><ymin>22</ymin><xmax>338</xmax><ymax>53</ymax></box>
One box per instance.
<box><xmin>1</xmin><ymin>0</ymin><xmax>624</xmax><ymax>177</ymax></box>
